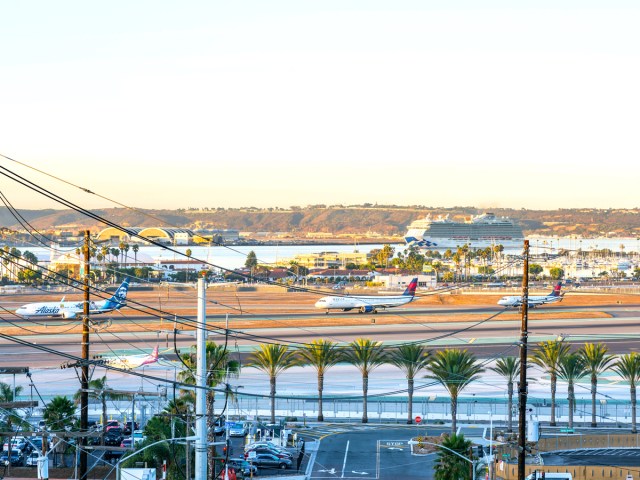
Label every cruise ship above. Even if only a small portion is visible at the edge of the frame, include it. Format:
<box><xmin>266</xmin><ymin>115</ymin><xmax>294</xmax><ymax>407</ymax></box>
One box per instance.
<box><xmin>404</xmin><ymin>213</ymin><xmax>525</xmax><ymax>250</ymax></box>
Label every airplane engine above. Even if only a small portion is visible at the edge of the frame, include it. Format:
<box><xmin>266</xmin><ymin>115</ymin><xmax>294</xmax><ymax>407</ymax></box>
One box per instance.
<box><xmin>61</xmin><ymin>310</ymin><xmax>77</xmax><ymax>319</ymax></box>
<box><xmin>359</xmin><ymin>306</ymin><xmax>376</xmax><ymax>313</ymax></box>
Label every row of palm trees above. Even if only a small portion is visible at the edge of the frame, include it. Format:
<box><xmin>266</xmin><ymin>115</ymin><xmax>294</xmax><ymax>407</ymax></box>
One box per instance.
<box><xmin>245</xmin><ymin>339</ymin><xmax>640</xmax><ymax>433</ymax></box>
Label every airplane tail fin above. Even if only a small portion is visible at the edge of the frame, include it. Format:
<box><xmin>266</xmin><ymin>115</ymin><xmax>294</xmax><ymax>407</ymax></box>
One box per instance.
<box><xmin>103</xmin><ymin>278</ymin><xmax>130</xmax><ymax>310</ymax></box>
<box><xmin>150</xmin><ymin>345</ymin><xmax>159</xmax><ymax>360</ymax></box>
<box><xmin>402</xmin><ymin>278</ymin><xmax>419</xmax><ymax>297</ymax></box>
<box><xmin>550</xmin><ymin>282</ymin><xmax>562</xmax><ymax>297</ymax></box>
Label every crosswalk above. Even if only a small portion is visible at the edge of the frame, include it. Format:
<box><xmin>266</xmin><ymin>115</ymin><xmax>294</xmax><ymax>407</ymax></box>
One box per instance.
<box><xmin>292</xmin><ymin>423</ymin><xmax>414</xmax><ymax>440</ymax></box>
<box><xmin>552</xmin><ymin>449</ymin><xmax>640</xmax><ymax>457</ymax></box>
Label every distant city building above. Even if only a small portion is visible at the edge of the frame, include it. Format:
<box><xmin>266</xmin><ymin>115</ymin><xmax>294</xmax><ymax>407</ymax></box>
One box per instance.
<box><xmin>284</xmin><ymin>251</ymin><xmax>369</xmax><ymax>269</ymax></box>
<box><xmin>95</xmin><ymin>227</ymin><xmax>195</xmax><ymax>245</ymax></box>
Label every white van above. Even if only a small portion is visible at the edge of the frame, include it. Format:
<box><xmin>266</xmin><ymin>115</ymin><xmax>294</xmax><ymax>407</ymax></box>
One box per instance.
<box><xmin>526</xmin><ymin>473</ymin><xmax>572</xmax><ymax>480</ymax></box>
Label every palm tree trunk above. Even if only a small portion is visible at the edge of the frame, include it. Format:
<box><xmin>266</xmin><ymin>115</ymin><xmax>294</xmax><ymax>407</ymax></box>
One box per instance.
<box><xmin>507</xmin><ymin>381</ymin><xmax>513</xmax><ymax>432</ymax></box>
<box><xmin>407</xmin><ymin>377</ymin><xmax>414</xmax><ymax>424</ymax></box>
<box><xmin>362</xmin><ymin>374</ymin><xmax>368</xmax><ymax>423</ymax></box>
<box><xmin>550</xmin><ymin>375</ymin><xmax>557</xmax><ymax>426</ymax></box>
<box><xmin>568</xmin><ymin>381</ymin><xmax>574</xmax><ymax>429</ymax></box>
<box><xmin>270</xmin><ymin>375</ymin><xmax>276</xmax><ymax>424</ymax></box>
<box><xmin>451</xmin><ymin>395</ymin><xmax>458</xmax><ymax>434</ymax></box>
<box><xmin>101</xmin><ymin>393</ymin><xmax>107</xmax><ymax>446</ymax></box>
<box><xmin>632</xmin><ymin>384</ymin><xmax>637</xmax><ymax>434</ymax></box>
<box><xmin>317</xmin><ymin>372</ymin><xmax>324</xmax><ymax>422</ymax></box>
<box><xmin>591</xmin><ymin>375</ymin><xmax>598</xmax><ymax>427</ymax></box>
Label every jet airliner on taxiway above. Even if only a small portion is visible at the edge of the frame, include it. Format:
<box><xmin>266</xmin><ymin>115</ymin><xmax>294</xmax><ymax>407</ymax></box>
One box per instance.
<box><xmin>103</xmin><ymin>346</ymin><xmax>159</xmax><ymax>370</ymax></box>
<box><xmin>315</xmin><ymin>278</ymin><xmax>418</xmax><ymax>314</ymax></box>
<box><xmin>15</xmin><ymin>278</ymin><xmax>130</xmax><ymax>319</ymax></box>
<box><xmin>498</xmin><ymin>282</ymin><xmax>563</xmax><ymax>308</ymax></box>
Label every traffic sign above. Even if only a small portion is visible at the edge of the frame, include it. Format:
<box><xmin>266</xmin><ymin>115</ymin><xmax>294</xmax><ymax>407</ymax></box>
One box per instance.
<box><xmin>415</xmin><ymin>416</ymin><xmax>422</xmax><ymax>423</ymax></box>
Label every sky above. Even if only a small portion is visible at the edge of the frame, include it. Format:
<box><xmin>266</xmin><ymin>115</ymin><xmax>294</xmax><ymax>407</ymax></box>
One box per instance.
<box><xmin>1</xmin><ymin>1</ymin><xmax>639</xmax><ymax>211</ymax></box>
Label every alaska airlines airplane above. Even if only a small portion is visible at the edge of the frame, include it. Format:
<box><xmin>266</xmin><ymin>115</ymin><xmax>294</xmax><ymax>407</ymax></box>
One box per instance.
<box><xmin>103</xmin><ymin>346</ymin><xmax>159</xmax><ymax>370</ymax></box>
<box><xmin>497</xmin><ymin>282</ymin><xmax>563</xmax><ymax>308</ymax></box>
<box><xmin>314</xmin><ymin>278</ymin><xmax>418</xmax><ymax>314</ymax></box>
<box><xmin>15</xmin><ymin>278</ymin><xmax>130</xmax><ymax>319</ymax></box>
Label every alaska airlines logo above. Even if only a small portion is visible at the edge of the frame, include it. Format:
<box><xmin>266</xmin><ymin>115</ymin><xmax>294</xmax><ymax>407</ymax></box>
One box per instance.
<box><xmin>114</xmin><ymin>287</ymin><xmax>127</xmax><ymax>301</ymax></box>
<box><xmin>35</xmin><ymin>306</ymin><xmax>60</xmax><ymax>314</ymax></box>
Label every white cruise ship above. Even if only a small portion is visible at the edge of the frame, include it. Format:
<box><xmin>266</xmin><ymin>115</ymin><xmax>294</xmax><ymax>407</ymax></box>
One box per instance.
<box><xmin>404</xmin><ymin>213</ymin><xmax>525</xmax><ymax>250</ymax></box>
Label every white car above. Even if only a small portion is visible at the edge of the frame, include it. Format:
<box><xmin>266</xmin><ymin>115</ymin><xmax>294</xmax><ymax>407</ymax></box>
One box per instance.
<box><xmin>26</xmin><ymin>451</ymin><xmax>40</xmax><ymax>467</ymax></box>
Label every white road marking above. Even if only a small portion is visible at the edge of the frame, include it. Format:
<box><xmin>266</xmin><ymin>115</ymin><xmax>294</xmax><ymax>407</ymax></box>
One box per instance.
<box><xmin>341</xmin><ymin>440</ymin><xmax>350</xmax><ymax>478</ymax></box>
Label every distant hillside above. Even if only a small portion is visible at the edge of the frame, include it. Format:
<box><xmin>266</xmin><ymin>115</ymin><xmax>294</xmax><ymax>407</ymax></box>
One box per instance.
<box><xmin>2</xmin><ymin>206</ymin><xmax>640</xmax><ymax>238</ymax></box>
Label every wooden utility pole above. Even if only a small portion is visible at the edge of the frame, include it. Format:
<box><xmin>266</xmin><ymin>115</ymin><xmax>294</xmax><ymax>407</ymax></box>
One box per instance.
<box><xmin>79</xmin><ymin>230</ymin><xmax>90</xmax><ymax>480</ymax></box>
<box><xmin>517</xmin><ymin>240</ymin><xmax>530</xmax><ymax>480</ymax></box>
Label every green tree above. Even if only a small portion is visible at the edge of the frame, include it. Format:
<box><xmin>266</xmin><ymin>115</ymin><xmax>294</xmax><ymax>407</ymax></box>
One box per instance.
<box><xmin>245</xmin><ymin>250</ymin><xmax>258</xmax><ymax>270</ymax></box>
<box><xmin>426</xmin><ymin>349</ymin><xmax>484</xmax><ymax>433</ymax></box>
<box><xmin>491</xmin><ymin>357</ymin><xmax>520</xmax><ymax>432</ymax></box>
<box><xmin>530</xmin><ymin>340</ymin><xmax>570</xmax><ymax>426</ymax></box>
<box><xmin>549</xmin><ymin>267</ymin><xmax>565</xmax><ymax>280</ymax></box>
<box><xmin>434</xmin><ymin>433</ymin><xmax>472</xmax><ymax>480</ymax></box>
<box><xmin>43</xmin><ymin>395</ymin><xmax>77</xmax><ymax>431</ymax></box>
<box><xmin>298</xmin><ymin>339</ymin><xmax>341</xmax><ymax>422</ymax></box>
<box><xmin>179</xmin><ymin>341</ymin><xmax>240</xmax><ymax>478</ymax></box>
<box><xmin>578</xmin><ymin>343</ymin><xmax>613</xmax><ymax>427</ymax></box>
<box><xmin>529</xmin><ymin>264</ymin><xmax>544</xmax><ymax>277</ymax></box>
<box><xmin>132</xmin><ymin>244</ymin><xmax>140</xmax><ymax>265</ymax></box>
<box><xmin>248</xmin><ymin>344</ymin><xmax>298</xmax><ymax>424</ymax></box>
<box><xmin>388</xmin><ymin>344</ymin><xmax>430</xmax><ymax>424</ymax></box>
<box><xmin>613</xmin><ymin>352</ymin><xmax>640</xmax><ymax>434</ymax></box>
<box><xmin>73</xmin><ymin>376</ymin><xmax>126</xmax><ymax>445</ymax></box>
<box><xmin>557</xmin><ymin>352</ymin><xmax>587</xmax><ymax>429</ymax></box>
<box><xmin>0</xmin><ymin>382</ymin><xmax>29</xmax><ymax>449</ymax></box>
<box><xmin>343</xmin><ymin>338</ymin><xmax>386</xmax><ymax>423</ymax></box>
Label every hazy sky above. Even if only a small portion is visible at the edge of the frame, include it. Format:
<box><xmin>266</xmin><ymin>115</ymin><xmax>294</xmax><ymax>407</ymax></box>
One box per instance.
<box><xmin>1</xmin><ymin>1</ymin><xmax>639</xmax><ymax>211</ymax></box>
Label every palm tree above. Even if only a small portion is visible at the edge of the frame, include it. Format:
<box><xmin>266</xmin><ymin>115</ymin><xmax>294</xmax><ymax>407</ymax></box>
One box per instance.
<box><xmin>557</xmin><ymin>352</ymin><xmax>587</xmax><ymax>429</ymax></box>
<box><xmin>434</xmin><ymin>433</ymin><xmax>473</xmax><ymax>480</ymax></box>
<box><xmin>530</xmin><ymin>340</ymin><xmax>569</xmax><ymax>426</ymax></box>
<box><xmin>119</xmin><ymin>241</ymin><xmax>126</xmax><ymax>265</ymax></box>
<box><xmin>248</xmin><ymin>344</ymin><xmax>298</xmax><ymax>424</ymax></box>
<box><xmin>132</xmin><ymin>244</ymin><xmax>140</xmax><ymax>265</ymax></box>
<box><xmin>73</xmin><ymin>376</ymin><xmax>126</xmax><ymax>445</ymax></box>
<box><xmin>179</xmin><ymin>341</ymin><xmax>240</xmax><ymax>478</ymax></box>
<box><xmin>491</xmin><ymin>357</ymin><xmax>520</xmax><ymax>432</ymax></box>
<box><xmin>298</xmin><ymin>339</ymin><xmax>341</xmax><ymax>422</ymax></box>
<box><xmin>578</xmin><ymin>343</ymin><xmax>613</xmax><ymax>427</ymax></box>
<box><xmin>43</xmin><ymin>395</ymin><xmax>77</xmax><ymax>431</ymax></box>
<box><xmin>0</xmin><ymin>382</ymin><xmax>28</xmax><ymax>444</ymax></box>
<box><xmin>343</xmin><ymin>338</ymin><xmax>386</xmax><ymax>423</ymax></box>
<box><xmin>426</xmin><ymin>349</ymin><xmax>484</xmax><ymax>433</ymax></box>
<box><xmin>613</xmin><ymin>352</ymin><xmax>640</xmax><ymax>433</ymax></box>
<box><xmin>387</xmin><ymin>344</ymin><xmax>430</xmax><ymax>424</ymax></box>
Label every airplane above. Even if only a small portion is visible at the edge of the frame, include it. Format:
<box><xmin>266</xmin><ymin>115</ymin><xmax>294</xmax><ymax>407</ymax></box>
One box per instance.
<box><xmin>102</xmin><ymin>346</ymin><xmax>159</xmax><ymax>370</ymax></box>
<box><xmin>497</xmin><ymin>282</ymin><xmax>564</xmax><ymax>308</ymax></box>
<box><xmin>15</xmin><ymin>278</ymin><xmax>130</xmax><ymax>319</ymax></box>
<box><xmin>314</xmin><ymin>277</ymin><xmax>418</xmax><ymax>314</ymax></box>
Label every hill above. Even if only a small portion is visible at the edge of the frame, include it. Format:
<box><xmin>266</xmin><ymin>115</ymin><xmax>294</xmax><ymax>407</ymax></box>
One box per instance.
<box><xmin>2</xmin><ymin>205</ymin><xmax>640</xmax><ymax>238</ymax></box>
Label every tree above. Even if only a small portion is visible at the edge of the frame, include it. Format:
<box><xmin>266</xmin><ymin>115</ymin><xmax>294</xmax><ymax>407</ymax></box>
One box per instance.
<box><xmin>530</xmin><ymin>340</ymin><xmax>569</xmax><ymax>426</ymax></box>
<box><xmin>613</xmin><ymin>352</ymin><xmax>640</xmax><ymax>433</ymax></box>
<box><xmin>491</xmin><ymin>357</ymin><xmax>520</xmax><ymax>432</ymax></box>
<box><xmin>549</xmin><ymin>267</ymin><xmax>565</xmax><ymax>280</ymax></box>
<box><xmin>343</xmin><ymin>338</ymin><xmax>386</xmax><ymax>423</ymax></box>
<box><xmin>248</xmin><ymin>344</ymin><xmax>298</xmax><ymax>424</ymax></box>
<box><xmin>434</xmin><ymin>433</ymin><xmax>472</xmax><ymax>480</ymax></box>
<box><xmin>245</xmin><ymin>250</ymin><xmax>258</xmax><ymax>277</ymax></box>
<box><xmin>73</xmin><ymin>376</ymin><xmax>125</xmax><ymax>445</ymax></box>
<box><xmin>557</xmin><ymin>352</ymin><xmax>587</xmax><ymax>429</ymax></box>
<box><xmin>43</xmin><ymin>395</ymin><xmax>77</xmax><ymax>431</ymax></box>
<box><xmin>179</xmin><ymin>341</ymin><xmax>240</xmax><ymax>478</ymax></box>
<box><xmin>0</xmin><ymin>382</ymin><xmax>29</xmax><ymax>446</ymax></box>
<box><xmin>298</xmin><ymin>340</ymin><xmax>341</xmax><ymax>421</ymax></box>
<box><xmin>132</xmin><ymin>244</ymin><xmax>140</xmax><ymax>265</ymax></box>
<box><xmin>529</xmin><ymin>264</ymin><xmax>544</xmax><ymax>277</ymax></box>
<box><xmin>387</xmin><ymin>344</ymin><xmax>430</xmax><ymax>424</ymax></box>
<box><xmin>426</xmin><ymin>349</ymin><xmax>484</xmax><ymax>433</ymax></box>
<box><xmin>578</xmin><ymin>343</ymin><xmax>613</xmax><ymax>427</ymax></box>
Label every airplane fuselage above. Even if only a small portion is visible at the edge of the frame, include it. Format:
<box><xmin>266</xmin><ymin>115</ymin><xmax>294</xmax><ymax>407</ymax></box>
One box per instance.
<box><xmin>315</xmin><ymin>294</ymin><xmax>414</xmax><ymax>313</ymax></box>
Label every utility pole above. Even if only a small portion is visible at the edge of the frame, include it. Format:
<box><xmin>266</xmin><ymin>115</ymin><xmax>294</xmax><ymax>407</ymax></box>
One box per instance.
<box><xmin>194</xmin><ymin>278</ymin><xmax>207</xmax><ymax>480</ymax></box>
<box><xmin>517</xmin><ymin>240</ymin><xmax>529</xmax><ymax>480</ymax></box>
<box><xmin>79</xmin><ymin>229</ymin><xmax>90</xmax><ymax>480</ymax></box>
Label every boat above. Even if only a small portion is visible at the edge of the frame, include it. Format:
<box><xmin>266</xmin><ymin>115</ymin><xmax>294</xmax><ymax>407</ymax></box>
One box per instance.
<box><xmin>404</xmin><ymin>212</ymin><xmax>525</xmax><ymax>250</ymax></box>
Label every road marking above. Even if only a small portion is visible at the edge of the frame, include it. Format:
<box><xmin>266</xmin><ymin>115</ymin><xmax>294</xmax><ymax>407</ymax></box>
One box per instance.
<box><xmin>319</xmin><ymin>468</ymin><xmax>336</xmax><ymax>474</ymax></box>
<box><xmin>352</xmin><ymin>471</ymin><xmax>369</xmax><ymax>475</ymax></box>
<box><xmin>341</xmin><ymin>440</ymin><xmax>350</xmax><ymax>478</ymax></box>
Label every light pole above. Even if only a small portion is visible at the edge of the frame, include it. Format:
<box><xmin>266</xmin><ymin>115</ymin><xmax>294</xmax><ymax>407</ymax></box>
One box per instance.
<box><xmin>488</xmin><ymin>410</ymin><xmax>493</xmax><ymax>480</ymax></box>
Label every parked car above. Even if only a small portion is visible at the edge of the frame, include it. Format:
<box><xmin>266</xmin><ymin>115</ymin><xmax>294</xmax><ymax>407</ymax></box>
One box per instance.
<box><xmin>250</xmin><ymin>453</ymin><xmax>291</xmax><ymax>470</ymax></box>
<box><xmin>212</xmin><ymin>418</ymin><xmax>225</xmax><ymax>436</ymax></box>
<box><xmin>245</xmin><ymin>442</ymin><xmax>292</xmax><ymax>457</ymax></box>
<box><xmin>104</xmin><ymin>429</ymin><xmax>124</xmax><ymax>447</ymax></box>
<box><xmin>105</xmin><ymin>420</ymin><xmax>121</xmax><ymax>432</ymax></box>
<box><xmin>0</xmin><ymin>450</ymin><xmax>25</xmax><ymax>466</ymax></box>
<box><xmin>227</xmin><ymin>422</ymin><xmax>248</xmax><ymax>437</ymax></box>
<box><xmin>120</xmin><ymin>438</ymin><xmax>133</xmax><ymax>449</ymax></box>
<box><xmin>26</xmin><ymin>451</ymin><xmax>40</xmax><ymax>467</ymax></box>
<box><xmin>245</xmin><ymin>446</ymin><xmax>292</xmax><ymax>460</ymax></box>
<box><xmin>3</xmin><ymin>438</ymin><xmax>28</xmax><ymax>453</ymax></box>
<box><xmin>123</xmin><ymin>421</ymin><xmax>140</xmax><ymax>435</ymax></box>
<box><xmin>226</xmin><ymin>458</ymin><xmax>258</xmax><ymax>476</ymax></box>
